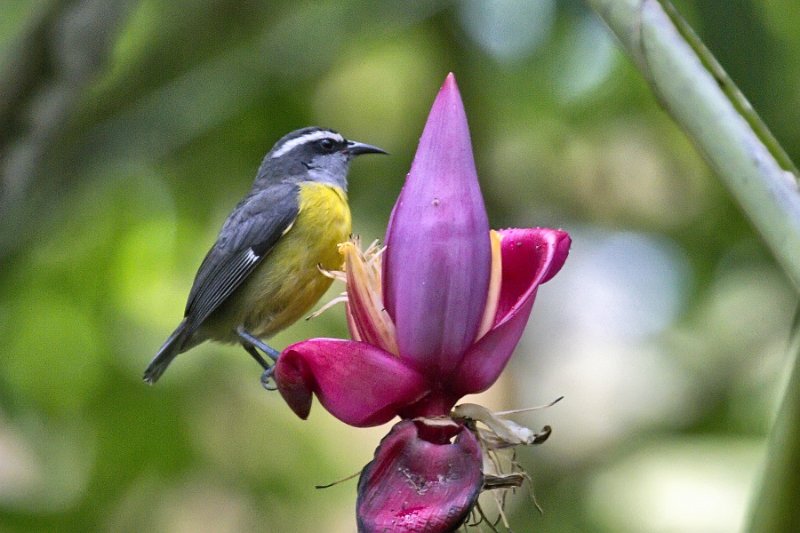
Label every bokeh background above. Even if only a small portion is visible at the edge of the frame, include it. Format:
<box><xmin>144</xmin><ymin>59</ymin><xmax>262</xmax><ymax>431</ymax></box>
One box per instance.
<box><xmin>2</xmin><ymin>0</ymin><xmax>799</xmax><ymax>531</ymax></box>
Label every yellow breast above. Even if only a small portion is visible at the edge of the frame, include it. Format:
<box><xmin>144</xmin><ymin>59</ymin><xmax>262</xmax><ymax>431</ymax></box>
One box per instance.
<box><xmin>213</xmin><ymin>182</ymin><xmax>351</xmax><ymax>340</ymax></box>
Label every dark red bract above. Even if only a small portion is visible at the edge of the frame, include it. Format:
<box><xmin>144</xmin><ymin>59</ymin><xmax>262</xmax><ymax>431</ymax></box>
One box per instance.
<box><xmin>356</xmin><ymin>420</ymin><xmax>482</xmax><ymax>533</ymax></box>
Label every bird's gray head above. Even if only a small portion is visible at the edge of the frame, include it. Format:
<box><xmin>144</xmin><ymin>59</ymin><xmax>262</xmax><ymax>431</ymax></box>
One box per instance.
<box><xmin>257</xmin><ymin>127</ymin><xmax>386</xmax><ymax>190</ymax></box>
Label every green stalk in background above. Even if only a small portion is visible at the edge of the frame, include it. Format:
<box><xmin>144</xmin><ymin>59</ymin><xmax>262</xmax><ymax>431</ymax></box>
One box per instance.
<box><xmin>748</xmin><ymin>312</ymin><xmax>800</xmax><ymax>532</ymax></box>
<box><xmin>584</xmin><ymin>1</ymin><xmax>800</xmax><ymax>531</ymax></box>
<box><xmin>586</xmin><ymin>0</ymin><xmax>800</xmax><ymax>288</ymax></box>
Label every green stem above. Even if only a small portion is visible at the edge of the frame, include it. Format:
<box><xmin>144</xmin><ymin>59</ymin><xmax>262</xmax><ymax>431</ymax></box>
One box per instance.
<box><xmin>584</xmin><ymin>1</ymin><xmax>800</xmax><ymax>531</ymax></box>
<box><xmin>585</xmin><ymin>0</ymin><xmax>800</xmax><ymax>291</ymax></box>
<box><xmin>747</xmin><ymin>310</ymin><xmax>800</xmax><ymax>532</ymax></box>
<box><xmin>658</xmin><ymin>2</ymin><xmax>799</xmax><ymax>178</ymax></box>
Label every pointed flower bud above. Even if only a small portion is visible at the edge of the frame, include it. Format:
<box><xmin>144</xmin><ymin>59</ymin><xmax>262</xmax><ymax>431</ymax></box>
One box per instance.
<box><xmin>383</xmin><ymin>73</ymin><xmax>492</xmax><ymax>377</ymax></box>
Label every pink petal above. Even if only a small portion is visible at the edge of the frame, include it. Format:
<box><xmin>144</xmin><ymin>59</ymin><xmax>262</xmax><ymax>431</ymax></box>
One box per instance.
<box><xmin>357</xmin><ymin>419</ymin><xmax>482</xmax><ymax>533</ymax></box>
<box><xmin>275</xmin><ymin>339</ymin><xmax>427</xmax><ymax>427</ymax></box>
<box><xmin>383</xmin><ymin>73</ymin><xmax>491</xmax><ymax>376</ymax></box>
<box><xmin>452</xmin><ymin>228</ymin><xmax>571</xmax><ymax>396</ymax></box>
<box><xmin>493</xmin><ymin>228</ymin><xmax>571</xmax><ymax>326</ymax></box>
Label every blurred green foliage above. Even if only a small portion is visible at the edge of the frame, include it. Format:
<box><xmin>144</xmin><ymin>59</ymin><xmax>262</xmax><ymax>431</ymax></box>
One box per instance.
<box><xmin>0</xmin><ymin>1</ymin><xmax>798</xmax><ymax>531</ymax></box>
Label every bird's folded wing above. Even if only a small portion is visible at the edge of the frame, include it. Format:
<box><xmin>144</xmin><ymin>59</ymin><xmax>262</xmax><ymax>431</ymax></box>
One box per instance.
<box><xmin>183</xmin><ymin>183</ymin><xmax>300</xmax><ymax>335</ymax></box>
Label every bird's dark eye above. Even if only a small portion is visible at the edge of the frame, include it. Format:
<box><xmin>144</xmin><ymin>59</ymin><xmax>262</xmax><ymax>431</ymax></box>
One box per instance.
<box><xmin>318</xmin><ymin>138</ymin><xmax>336</xmax><ymax>152</ymax></box>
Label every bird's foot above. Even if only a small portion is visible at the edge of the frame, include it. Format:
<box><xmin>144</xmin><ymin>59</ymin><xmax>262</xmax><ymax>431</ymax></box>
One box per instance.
<box><xmin>237</xmin><ymin>327</ymin><xmax>281</xmax><ymax>391</ymax></box>
<box><xmin>260</xmin><ymin>365</ymin><xmax>277</xmax><ymax>391</ymax></box>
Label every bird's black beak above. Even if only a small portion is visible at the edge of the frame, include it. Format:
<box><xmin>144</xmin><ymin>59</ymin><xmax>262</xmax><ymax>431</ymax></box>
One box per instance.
<box><xmin>346</xmin><ymin>140</ymin><xmax>388</xmax><ymax>156</ymax></box>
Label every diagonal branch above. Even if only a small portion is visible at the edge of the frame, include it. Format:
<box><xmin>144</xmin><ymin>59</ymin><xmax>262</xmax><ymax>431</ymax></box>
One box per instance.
<box><xmin>585</xmin><ymin>2</ymin><xmax>800</xmax><ymax>531</ymax></box>
<box><xmin>746</xmin><ymin>309</ymin><xmax>800</xmax><ymax>532</ymax></box>
<box><xmin>585</xmin><ymin>0</ymin><xmax>800</xmax><ymax>291</ymax></box>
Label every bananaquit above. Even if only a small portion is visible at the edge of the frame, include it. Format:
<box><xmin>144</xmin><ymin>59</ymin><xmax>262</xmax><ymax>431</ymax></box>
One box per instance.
<box><xmin>144</xmin><ymin>127</ymin><xmax>385</xmax><ymax>384</ymax></box>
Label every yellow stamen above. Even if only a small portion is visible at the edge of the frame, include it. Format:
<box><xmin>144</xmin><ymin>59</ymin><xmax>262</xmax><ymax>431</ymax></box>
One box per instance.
<box><xmin>476</xmin><ymin>230</ymin><xmax>503</xmax><ymax>340</ymax></box>
<box><xmin>306</xmin><ymin>292</ymin><xmax>347</xmax><ymax>320</ymax></box>
<box><xmin>339</xmin><ymin>238</ymin><xmax>399</xmax><ymax>355</ymax></box>
<box><xmin>317</xmin><ymin>264</ymin><xmax>346</xmax><ymax>283</ymax></box>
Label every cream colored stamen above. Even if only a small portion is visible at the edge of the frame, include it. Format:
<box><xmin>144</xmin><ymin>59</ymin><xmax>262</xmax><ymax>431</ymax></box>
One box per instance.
<box><xmin>308</xmin><ymin>237</ymin><xmax>399</xmax><ymax>354</ymax></box>
<box><xmin>476</xmin><ymin>230</ymin><xmax>503</xmax><ymax>340</ymax></box>
<box><xmin>339</xmin><ymin>238</ymin><xmax>399</xmax><ymax>355</ymax></box>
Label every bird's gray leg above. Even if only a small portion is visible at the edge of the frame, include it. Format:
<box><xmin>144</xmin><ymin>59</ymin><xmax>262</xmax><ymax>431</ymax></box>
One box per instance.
<box><xmin>241</xmin><ymin>342</ymin><xmax>270</xmax><ymax>370</ymax></box>
<box><xmin>236</xmin><ymin>327</ymin><xmax>279</xmax><ymax>391</ymax></box>
<box><xmin>236</xmin><ymin>327</ymin><xmax>280</xmax><ymax>361</ymax></box>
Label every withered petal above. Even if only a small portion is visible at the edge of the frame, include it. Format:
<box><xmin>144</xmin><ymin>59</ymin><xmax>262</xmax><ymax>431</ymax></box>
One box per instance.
<box><xmin>357</xmin><ymin>419</ymin><xmax>482</xmax><ymax>533</ymax></box>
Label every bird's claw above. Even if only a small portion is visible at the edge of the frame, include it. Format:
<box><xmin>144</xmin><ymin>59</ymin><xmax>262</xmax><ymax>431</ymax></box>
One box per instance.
<box><xmin>261</xmin><ymin>365</ymin><xmax>277</xmax><ymax>391</ymax></box>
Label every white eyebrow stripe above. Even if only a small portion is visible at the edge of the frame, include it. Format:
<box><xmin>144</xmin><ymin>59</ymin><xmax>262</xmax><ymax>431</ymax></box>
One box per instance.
<box><xmin>270</xmin><ymin>131</ymin><xmax>345</xmax><ymax>159</ymax></box>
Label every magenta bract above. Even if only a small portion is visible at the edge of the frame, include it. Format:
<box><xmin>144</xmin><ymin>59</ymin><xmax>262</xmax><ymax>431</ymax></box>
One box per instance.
<box><xmin>276</xmin><ymin>338</ymin><xmax>426</xmax><ymax>427</ymax></box>
<box><xmin>451</xmin><ymin>227</ymin><xmax>571</xmax><ymax>397</ymax></box>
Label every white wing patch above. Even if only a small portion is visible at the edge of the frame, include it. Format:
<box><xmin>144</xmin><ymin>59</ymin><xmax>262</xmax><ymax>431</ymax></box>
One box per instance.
<box><xmin>245</xmin><ymin>248</ymin><xmax>260</xmax><ymax>262</ymax></box>
<box><xmin>270</xmin><ymin>130</ymin><xmax>345</xmax><ymax>159</ymax></box>
<box><xmin>280</xmin><ymin>220</ymin><xmax>295</xmax><ymax>236</ymax></box>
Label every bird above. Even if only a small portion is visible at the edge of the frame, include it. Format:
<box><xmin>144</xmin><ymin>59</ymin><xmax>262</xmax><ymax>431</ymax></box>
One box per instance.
<box><xmin>143</xmin><ymin>127</ymin><xmax>386</xmax><ymax>384</ymax></box>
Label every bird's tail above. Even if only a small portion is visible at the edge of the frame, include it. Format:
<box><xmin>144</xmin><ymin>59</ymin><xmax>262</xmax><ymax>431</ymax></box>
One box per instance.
<box><xmin>143</xmin><ymin>319</ymin><xmax>190</xmax><ymax>384</ymax></box>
